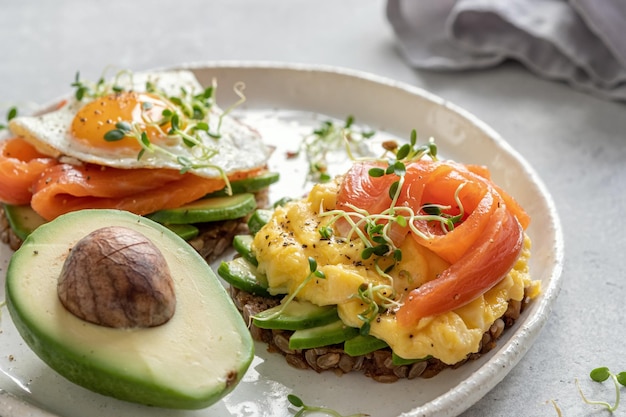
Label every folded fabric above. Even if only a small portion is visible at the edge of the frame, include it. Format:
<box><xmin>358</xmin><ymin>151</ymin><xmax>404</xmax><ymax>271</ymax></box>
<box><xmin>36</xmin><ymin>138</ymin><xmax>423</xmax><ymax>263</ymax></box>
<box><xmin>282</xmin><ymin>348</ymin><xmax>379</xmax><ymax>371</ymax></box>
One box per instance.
<box><xmin>387</xmin><ymin>0</ymin><xmax>626</xmax><ymax>101</ymax></box>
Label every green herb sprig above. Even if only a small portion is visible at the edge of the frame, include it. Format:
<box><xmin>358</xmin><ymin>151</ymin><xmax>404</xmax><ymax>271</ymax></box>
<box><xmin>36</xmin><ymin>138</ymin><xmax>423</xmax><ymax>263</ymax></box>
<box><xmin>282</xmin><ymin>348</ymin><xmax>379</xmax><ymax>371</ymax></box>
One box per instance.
<box><xmin>252</xmin><ymin>257</ymin><xmax>326</xmax><ymax>323</ymax></box>
<box><xmin>576</xmin><ymin>366</ymin><xmax>626</xmax><ymax>413</ymax></box>
<box><xmin>355</xmin><ymin>281</ymin><xmax>399</xmax><ymax>336</ymax></box>
<box><xmin>71</xmin><ymin>70</ymin><xmax>130</xmax><ymax>101</ymax></box>
<box><xmin>292</xmin><ymin>115</ymin><xmax>376</xmax><ymax>184</ymax></box>
<box><xmin>287</xmin><ymin>394</ymin><xmax>369</xmax><ymax>417</ymax></box>
<box><xmin>0</xmin><ymin>106</ymin><xmax>18</xmax><ymax>131</ymax></box>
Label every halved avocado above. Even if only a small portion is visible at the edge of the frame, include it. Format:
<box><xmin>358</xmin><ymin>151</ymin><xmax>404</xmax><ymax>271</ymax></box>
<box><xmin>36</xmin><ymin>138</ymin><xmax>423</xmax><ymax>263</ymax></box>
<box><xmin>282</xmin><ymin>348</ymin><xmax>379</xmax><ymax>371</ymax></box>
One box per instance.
<box><xmin>5</xmin><ymin>209</ymin><xmax>254</xmax><ymax>409</ymax></box>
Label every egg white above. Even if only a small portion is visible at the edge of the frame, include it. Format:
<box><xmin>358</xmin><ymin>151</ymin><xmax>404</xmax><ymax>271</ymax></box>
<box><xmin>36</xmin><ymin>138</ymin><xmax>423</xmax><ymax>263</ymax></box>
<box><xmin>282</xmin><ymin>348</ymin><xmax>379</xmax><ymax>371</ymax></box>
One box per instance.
<box><xmin>8</xmin><ymin>70</ymin><xmax>271</xmax><ymax>178</ymax></box>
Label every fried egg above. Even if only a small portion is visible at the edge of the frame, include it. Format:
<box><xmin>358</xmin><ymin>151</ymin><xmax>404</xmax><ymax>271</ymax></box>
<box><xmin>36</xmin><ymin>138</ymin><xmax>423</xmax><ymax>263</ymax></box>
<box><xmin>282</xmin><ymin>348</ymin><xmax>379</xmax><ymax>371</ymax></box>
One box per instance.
<box><xmin>8</xmin><ymin>70</ymin><xmax>271</xmax><ymax>178</ymax></box>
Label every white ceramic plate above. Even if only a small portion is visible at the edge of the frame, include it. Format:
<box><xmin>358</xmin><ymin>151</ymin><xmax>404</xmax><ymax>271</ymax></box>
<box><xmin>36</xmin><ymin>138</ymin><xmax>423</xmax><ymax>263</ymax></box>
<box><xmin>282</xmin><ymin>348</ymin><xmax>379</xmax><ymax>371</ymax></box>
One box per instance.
<box><xmin>0</xmin><ymin>63</ymin><xmax>564</xmax><ymax>417</ymax></box>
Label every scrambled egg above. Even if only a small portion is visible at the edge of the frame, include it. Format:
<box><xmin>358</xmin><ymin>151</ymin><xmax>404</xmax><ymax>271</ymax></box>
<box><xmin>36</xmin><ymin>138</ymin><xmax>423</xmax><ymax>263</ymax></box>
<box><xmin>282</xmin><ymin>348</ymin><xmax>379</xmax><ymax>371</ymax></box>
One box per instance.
<box><xmin>253</xmin><ymin>180</ymin><xmax>540</xmax><ymax>365</ymax></box>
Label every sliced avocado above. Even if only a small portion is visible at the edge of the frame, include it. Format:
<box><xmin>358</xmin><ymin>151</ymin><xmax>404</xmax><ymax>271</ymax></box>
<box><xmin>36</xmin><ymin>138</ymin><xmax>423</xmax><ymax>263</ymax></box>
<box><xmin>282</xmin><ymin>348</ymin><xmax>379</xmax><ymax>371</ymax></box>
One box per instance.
<box><xmin>343</xmin><ymin>334</ymin><xmax>389</xmax><ymax>357</ymax></box>
<box><xmin>392</xmin><ymin>353</ymin><xmax>431</xmax><ymax>366</ymax></box>
<box><xmin>164</xmin><ymin>223</ymin><xmax>199</xmax><ymax>240</ymax></box>
<box><xmin>252</xmin><ymin>300</ymin><xmax>339</xmax><ymax>330</ymax></box>
<box><xmin>247</xmin><ymin>209</ymin><xmax>273</xmax><ymax>235</ymax></box>
<box><xmin>217</xmin><ymin>257</ymin><xmax>271</xmax><ymax>297</ymax></box>
<box><xmin>3</xmin><ymin>204</ymin><xmax>46</xmax><ymax>240</ymax></box>
<box><xmin>288</xmin><ymin>319</ymin><xmax>359</xmax><ymax>350</ymax></box>
<box><xmin>206</xmin><ymin>171</ymin><xmax>280</xmax><ymax>197</ymax></box>
<box><xmin>5</xmin><ymin>209</ymin><xmax>254</xmax><ymax>409</ymax></box>
<box><xmin>232</xmin><ymin>234</ymin><xmax>258</xmax><ymax>266</ymax></box>
<box><xmin>147</xmin><ymin>193</ymin><xmax>256</xmax><ymax>225</ymax></box>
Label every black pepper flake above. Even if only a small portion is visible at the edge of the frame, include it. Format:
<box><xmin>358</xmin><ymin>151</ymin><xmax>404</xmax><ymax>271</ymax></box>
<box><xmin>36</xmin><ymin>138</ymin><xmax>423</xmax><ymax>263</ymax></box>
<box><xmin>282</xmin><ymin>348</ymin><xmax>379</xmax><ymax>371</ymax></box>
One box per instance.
<box><xmin>302</xmin><ymin>244</ymin><xmax>308</xmax><ymax>249</ymax></box>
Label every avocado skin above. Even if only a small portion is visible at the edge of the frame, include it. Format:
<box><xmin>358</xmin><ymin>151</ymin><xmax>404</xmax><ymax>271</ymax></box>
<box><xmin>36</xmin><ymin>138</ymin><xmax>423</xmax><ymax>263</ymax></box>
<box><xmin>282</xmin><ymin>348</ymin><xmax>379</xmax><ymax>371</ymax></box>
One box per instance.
<box><xmin>5</xmin><ymin>209</ymin><xmax>254</xmax><ymax>409</ymax></box>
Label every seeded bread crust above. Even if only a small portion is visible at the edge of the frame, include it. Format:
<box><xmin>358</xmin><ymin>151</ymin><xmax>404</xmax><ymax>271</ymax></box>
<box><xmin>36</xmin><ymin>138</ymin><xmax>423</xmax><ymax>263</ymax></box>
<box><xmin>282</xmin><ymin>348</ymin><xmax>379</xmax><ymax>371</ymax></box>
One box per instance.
<box><xmin>229</xmin><ymin>285</ymin><xmax>531</xmax><ymax>383</ymax></box>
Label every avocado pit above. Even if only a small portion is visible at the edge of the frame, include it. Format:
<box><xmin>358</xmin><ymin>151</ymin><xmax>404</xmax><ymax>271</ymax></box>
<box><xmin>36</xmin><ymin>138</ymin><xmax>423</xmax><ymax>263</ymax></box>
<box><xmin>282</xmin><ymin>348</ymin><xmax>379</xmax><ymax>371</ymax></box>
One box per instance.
<box><xmin>57</xmin><ymin>225</ymin><xmax>176</xmax><ymax>328</ymax></box>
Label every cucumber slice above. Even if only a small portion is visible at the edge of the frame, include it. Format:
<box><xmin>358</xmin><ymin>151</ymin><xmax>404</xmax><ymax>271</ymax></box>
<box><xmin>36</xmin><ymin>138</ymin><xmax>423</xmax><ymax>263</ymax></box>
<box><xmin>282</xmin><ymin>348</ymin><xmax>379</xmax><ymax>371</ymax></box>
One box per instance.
<box><xmin>164</xmin><ymin>224</ymin><xmax>199</xmax><ymax>241</ymax></box>
<box><xmin>288</xmin><ymin>320</ymin><xmax>359</xmax><ymax>350</ymax></box>
<box><xmin>247</xmin><ymin>209</ymin><xmax>273</xmax><ymax>235</ymax></box>
<box><xmin>232</xmin><ymin>234</ymin><xmax>257</xmax><ymax>266</ymax></box>
<box><xmin>217</xmin><ymin>257</ymin><xmax>271</xmax><ymax>297</ymax></box>
<box><xmin>343</xmin><ymin>334</ymin><xmax>389</xmax><ymax>357</ymax></box>
<box><xmin>148</xmin><ymin>193</ymin><xmax>256</xmax><ymax>225</ymax></box>
<box><xmin>272</xmin><ymin>197</ymin><xmax>293</xmax><ymax>208</ymax></box>
<box><xmin>252</xmin><ymin>300</ymin><xmax>339</xmax><ymax>331</ymax></box>
<box><xmin>206</xmin><ymin>172</ymin><xmax>280</xmax><ymax>197</ymax></box>
<box><xmin>3</xmin><ymin>204</ymin><xmax>46</xmax><ymax>240</ymax></box>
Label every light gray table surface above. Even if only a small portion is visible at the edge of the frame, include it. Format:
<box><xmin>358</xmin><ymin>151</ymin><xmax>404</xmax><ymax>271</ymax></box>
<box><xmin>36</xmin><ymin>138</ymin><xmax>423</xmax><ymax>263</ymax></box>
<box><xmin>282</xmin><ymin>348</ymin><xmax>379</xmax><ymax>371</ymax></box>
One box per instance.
<box><xmin>1</xmin><ymin>1</ymin><xmax>624</xmax><ymax>417</ymax></box>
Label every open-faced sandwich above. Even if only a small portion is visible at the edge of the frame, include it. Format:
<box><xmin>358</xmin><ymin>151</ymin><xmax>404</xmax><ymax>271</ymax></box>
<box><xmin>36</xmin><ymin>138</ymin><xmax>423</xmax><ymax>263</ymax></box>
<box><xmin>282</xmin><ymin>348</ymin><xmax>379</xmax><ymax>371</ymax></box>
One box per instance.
<box><xmin>0</xmin><ymin>69</ymin><xmax>278</xmax><ymax>259</ymax></box>
<box><xmin>220</xmin><ymin>133</ymin><xmax>541</xmax><ymax>382</ymax></box>
<box><xmin>0</xmin><ymin>69</ymin><xmax>278</xmax><ymax>409</ymax></box>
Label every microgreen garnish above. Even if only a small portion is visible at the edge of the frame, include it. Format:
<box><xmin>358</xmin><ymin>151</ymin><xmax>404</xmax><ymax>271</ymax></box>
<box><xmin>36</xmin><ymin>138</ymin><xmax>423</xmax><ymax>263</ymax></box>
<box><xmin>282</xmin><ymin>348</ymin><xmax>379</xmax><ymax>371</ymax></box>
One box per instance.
<box><xmin>71</xmin><ymin>70</ymin><xmax>130</xmax><ymax>101</ymax></box>
<box><xmin>576</xmin><ymin>366</ymin><xmax>626</xmax><ymax>413</ymax></box>
<box><xmin>290</xmin><ymin>115</ymin><xmax>376</xmax><ymax>183</ymax></box>
<box><xmin>355</xmin><ymin>281</ymin><xmax>399</xmax><ymax>336</ymax></box>
<box><xmin>287</xmin><ymin>394</ymin><xmax>369</xmax><ymax>417</ymax></box>
<box><xmin>71</xmin><ymin>70</ymin><xmax>249</xmax><ymax>195</ymax></box>
<box><xmin>0</xmin><ymin>106</ymin><xmax>18</xmax><ymax>131</ymax></box>
<box><xmin>315</xmin><ymin>130</ymin><xmax>467</xmax><ymax>331</ymax></box>
<box><xmin>252</xmin><ymin>257</ymin><xmax>326</xmax><ymax>323</ymax></box>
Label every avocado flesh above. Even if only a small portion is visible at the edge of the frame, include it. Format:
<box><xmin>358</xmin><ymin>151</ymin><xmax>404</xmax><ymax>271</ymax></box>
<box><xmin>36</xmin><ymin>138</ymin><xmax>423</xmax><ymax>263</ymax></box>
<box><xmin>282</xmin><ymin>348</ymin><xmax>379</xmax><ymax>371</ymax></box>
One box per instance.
<box><xmin>2</xmin><ymin>204</ymin><xmax>46</xmax><ymax>240</ymax></box>
<box><xmin>5</xmin><ymin>209</ymin><xmax>254</xmax><ymax>409</ymax></box>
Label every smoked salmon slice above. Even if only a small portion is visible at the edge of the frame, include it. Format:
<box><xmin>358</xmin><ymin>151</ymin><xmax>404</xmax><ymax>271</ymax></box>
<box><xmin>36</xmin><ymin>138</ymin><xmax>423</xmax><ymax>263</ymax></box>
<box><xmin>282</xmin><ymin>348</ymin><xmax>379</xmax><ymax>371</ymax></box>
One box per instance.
<box><xmin>29</xmin><ymin>163</ymin><xmax>259</xmax><ymax>221</ymax></box>
<box><xmin>335</xmin><ymin>160</ymin><xmax>441</xmax><ymax>245</ymax></box>
<box><xmin>0</xmin><ymin>137</ymin><xmax>260</xmax><ymax>221</ymax></box>
<box><xmin>0</xmin><ymin>137</ymin><xmax>57</xmax><ymax>205</ymax></box>
<box><xmin>397</xmin><ymin>203</ymin><xmax>524</xmax><ymax>326</ymax></box>
<box><xmin>336</xmin><ymin>157</ymin><xmax>529</xmax><ymax>324</ymax></box>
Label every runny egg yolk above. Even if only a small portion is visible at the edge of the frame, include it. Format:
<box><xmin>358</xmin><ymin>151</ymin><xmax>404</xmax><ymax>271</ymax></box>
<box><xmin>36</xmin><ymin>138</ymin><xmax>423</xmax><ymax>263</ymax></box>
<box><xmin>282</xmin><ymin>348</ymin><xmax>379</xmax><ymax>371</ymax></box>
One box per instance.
<box><xmin>71</xmin><ymin>92</ymin><xmax>173</xmax><ymax>153</ymax></box>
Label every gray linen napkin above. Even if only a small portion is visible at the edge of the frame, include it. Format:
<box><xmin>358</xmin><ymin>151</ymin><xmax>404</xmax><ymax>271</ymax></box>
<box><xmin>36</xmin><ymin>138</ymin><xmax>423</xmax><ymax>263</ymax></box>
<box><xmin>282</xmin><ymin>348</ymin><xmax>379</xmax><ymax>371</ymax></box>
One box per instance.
<box><xmin>387</xmin><ymin>0</ymin><xmax>626</xmax><ymax>101</ymax></box>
